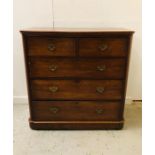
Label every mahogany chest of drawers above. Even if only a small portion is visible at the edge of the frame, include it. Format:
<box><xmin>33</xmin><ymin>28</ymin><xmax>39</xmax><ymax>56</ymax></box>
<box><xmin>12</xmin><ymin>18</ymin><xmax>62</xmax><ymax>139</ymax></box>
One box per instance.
<box><xmin>21</xmin><ymin>28</ymin><xmax>134</xmax><ymax>130</ymax></box>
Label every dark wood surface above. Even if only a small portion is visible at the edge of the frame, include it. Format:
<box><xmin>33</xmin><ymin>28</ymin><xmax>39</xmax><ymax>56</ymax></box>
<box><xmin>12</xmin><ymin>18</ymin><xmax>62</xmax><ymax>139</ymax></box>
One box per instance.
<box><xmin>29</xmin><ymin>58</ymin><xmax>126</xmax><ymax>79</ymax></box>
<box><xmin>21</xmin><ymin>29</ymin><xmax>134</xmax><ymax>130</ymax></box>
<box><xmin>31</xmin><ymin>80</ymin><xmax>123</xmax><ymax>100</ymax></box>
<box><xmin>31</xmin><ymin>101</ymin><xmax>122</xmax><ymax>121</ymax></box>
<box><xmin>27</xmin><ymin>37</ymin><xmax>76</xmax><ymax>56</ymax></box>
<box><xmin>29</xmin><ymin>120</ymin><xmax>124</xmax><ymax>130</ymax></box>
<box><xmin>79</xmin><ymin>38</ymin><xmax>128</xmax><ymax>57</ymax></box>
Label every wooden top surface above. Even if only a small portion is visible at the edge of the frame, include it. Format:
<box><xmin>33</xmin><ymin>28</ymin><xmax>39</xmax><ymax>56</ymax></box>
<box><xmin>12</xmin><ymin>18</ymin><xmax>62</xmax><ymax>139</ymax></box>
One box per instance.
<box><xmin>20</xmin><ymin>27</ymin><xmax>134</xmax><ymax>33</ymax></box>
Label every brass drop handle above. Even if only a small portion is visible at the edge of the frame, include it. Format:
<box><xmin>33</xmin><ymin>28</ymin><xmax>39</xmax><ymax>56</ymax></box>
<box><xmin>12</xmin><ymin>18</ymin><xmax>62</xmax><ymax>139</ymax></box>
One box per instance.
<box><xmin>98</xmin><ymin>44</ymin><xmax>108</xmax><ymax>52</ymax></box>
<box><xmin>49</xmin><ymin>65</ymin><xmax>58</xmax><ymax>72</ymax></box>
<box><xmin>48</xmin><ymin>43</ymin><xmax>56</xmax><ymax>52</ymax></box>
<box><xmin>96</xmin><ymin>108</ymin><xmax>104</xmax><ymax>114</ymax></box>
<box><xmin>96</xmin><ymin>65</ymin><xmax>106</xmax><ymax>71</ymax></box>
<box><xmin>96</xmin><ymin>87</ymin><xmax>105</xmax><ymax>94</ymax></box>
<box><xmin>49</xmin><ymin>86</ymin><xmax>58</xmax><ymax>93</ymax></box>
<box><xmin>49</xmin><ymin>107</ymin><xmax>59</xmax><ymax>114</ymax></box>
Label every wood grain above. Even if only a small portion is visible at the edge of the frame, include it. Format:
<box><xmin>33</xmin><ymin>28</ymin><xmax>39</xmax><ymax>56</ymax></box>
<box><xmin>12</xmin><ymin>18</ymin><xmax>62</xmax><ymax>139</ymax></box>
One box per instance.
<box><xmin>29</xmin><ymin>58</ymin><xmax>126</xmax><ymax>79</ymax></box>
<box><xmin>27</xmin><ymin>37</ymin><xmax>76</xmax><ymax>56</ymax></box>
<box><xmin>79</xmin><ymin>38</ymin><xmax>128</xmax><ymax>57</ymax></box>
<box><xmin>31</xmin><ymin>80</ymin><xmax>123</xmax><ymax>100</ymax></box>
<box><xmin>31</xmin><ymin>101</ymin><xmax>122</xmax><ymax>121</ymax></box>
<box><xmin>21</xmin><ymin>29</ymin><xmax>133</xmax><ymax>130</ymax></box>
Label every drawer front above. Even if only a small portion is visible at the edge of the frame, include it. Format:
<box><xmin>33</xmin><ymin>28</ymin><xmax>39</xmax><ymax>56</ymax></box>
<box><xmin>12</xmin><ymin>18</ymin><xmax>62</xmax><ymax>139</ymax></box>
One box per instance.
<box><xmin>31</xmin><ymin>80</ymin><xmax>123</xmax><ymax>100</ymax></box>
<box><xmin>27</xmin><ymin>37</ymin><xmax>76</xmax><ymax>56</ymax></box>
<box><xmin>31</xmin><ymin>101</ymin><xmax>122</xmax><ymax>121</ymax></box>
<box><xmin>79</xmin><ymin>38</ymin><xmax>128</xmax><ymax>57</ymax></box>
<box><xmin>29</xmin><ymin>58</ymin><xmax>126</xmax><ymax>79</ymax></box>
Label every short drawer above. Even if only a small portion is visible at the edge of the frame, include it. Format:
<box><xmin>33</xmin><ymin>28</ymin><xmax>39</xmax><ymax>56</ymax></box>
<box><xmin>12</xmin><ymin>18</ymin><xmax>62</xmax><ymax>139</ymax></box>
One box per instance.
<box><xmin>31</xmin><ymin>80</ymin><xmax>123</xmax><ymax>100</ymax></box>
<box><xmin>27</xmin><ymin>37</ymin><xmax>76</xmax><ymax>56</ymax></box>
<box><xmin>29</xmin><ymin>58</ymin><xmax>126</xmax><ymax>79</ymax></box>
<box><xmin>31</xmin><ymin>101</ymin><xmax>122</xmax><ymax>121</ymax></box>
<box><xmin>79</xmin><ymin>38</ymin><xmax>128</xmax><ymax>57</ymax></box>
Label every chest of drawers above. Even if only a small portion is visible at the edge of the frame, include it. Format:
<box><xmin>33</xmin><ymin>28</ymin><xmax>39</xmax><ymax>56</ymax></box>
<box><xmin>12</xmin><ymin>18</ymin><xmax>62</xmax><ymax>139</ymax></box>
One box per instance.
<box><xmin>21</xmin><ymin>28</ymin><xmax>134</xmax><ymax>130</ymax></box>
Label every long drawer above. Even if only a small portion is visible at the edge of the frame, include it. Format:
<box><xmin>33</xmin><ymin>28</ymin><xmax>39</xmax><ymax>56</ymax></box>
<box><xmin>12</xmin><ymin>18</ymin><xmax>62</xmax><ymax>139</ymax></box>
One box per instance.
<box><xmin>29</xmin><ymin>58</ymin><xmax>126</xmax><ymax>79</ymax></box>
<box><xmin>79</xmin><ymin>38</ymin><xmax>128</xmax><ymax>57</ymax></box>
<box><xmin>27</xmin><ymin>37</ymin><xmax>76</xmax><ymax>56</ymax></box>
<box><xmin>31</xmin><ymin>101</ymin><xmax>122</xmax><ymax>121</ymax></box>
<box><xmin>31</xmin><ymin>80</ymin><xmax>123</xmax><ymax>100</ymax></box>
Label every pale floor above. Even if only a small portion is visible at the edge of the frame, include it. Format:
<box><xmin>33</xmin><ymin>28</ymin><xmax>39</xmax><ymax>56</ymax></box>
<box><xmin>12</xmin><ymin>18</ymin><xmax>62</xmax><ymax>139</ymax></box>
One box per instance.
<box><xmin>14</xmin><ymin>103</ymin><xmax>142</xmax><ymax>155</ymax></box>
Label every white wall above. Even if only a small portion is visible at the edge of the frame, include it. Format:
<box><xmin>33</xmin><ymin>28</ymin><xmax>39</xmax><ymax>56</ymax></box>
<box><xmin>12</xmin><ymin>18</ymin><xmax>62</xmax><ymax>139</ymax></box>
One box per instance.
<box><xmin>14</xmin><ymin>0</ymin><xmax>142</xmax><ymax>103</ymax></box>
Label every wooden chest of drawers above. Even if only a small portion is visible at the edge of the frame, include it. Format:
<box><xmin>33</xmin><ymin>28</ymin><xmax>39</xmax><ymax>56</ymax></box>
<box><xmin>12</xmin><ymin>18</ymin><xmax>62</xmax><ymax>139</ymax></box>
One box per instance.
<box><xmin>21</xmin><ymin>28</ymin><xmax>134</xmax><ymax>130</ymax></box>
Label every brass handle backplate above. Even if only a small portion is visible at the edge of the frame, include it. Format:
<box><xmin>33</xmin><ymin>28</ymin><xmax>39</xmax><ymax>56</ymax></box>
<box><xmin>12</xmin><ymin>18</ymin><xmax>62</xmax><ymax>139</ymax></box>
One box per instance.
<box><xmin>49</xmin><ymin>65</ymin><xmax>58</xmax><ymax>72</ymax></box>
<box><xmin>49</xmin><ymin>107</ymin><xmax>59</xmax><ymax>114</ymax></box>
<box><xmin>49</xmin><ymin>86</ymin><xmax>58</xmax><ymax>93</ymax></box>
<box><xmin>96</xmin><ymin>108</ymin><xmax>104</xmax><ymax>114</ymax></box>
<box><xmin>96</xmin><ymin>65</ymin><xmax>106</xmax><ymax>71</ymax></box>
<box><xmin>96</xmin><ymin>87</ymin><xmax>105</xmax><ymax>94</ymax></box>
<box><xmin>48</xmin><ymin>43</ymin><xmax>56</xmax><ymax>52</ymax></box>
<box><xmin>98</xmin><ymin>44</ymin><xmax>108</xmax><ymax>52</ymax></box>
